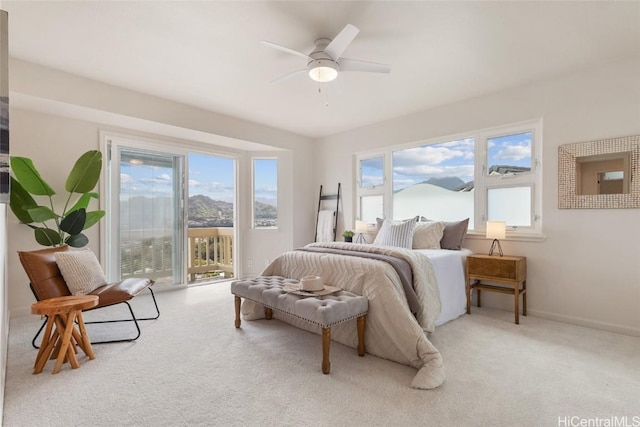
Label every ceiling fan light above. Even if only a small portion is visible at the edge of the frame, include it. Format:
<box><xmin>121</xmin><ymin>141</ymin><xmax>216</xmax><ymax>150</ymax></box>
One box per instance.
<box><xmin>308</xmin><ymin>60</ymin><xmax>338</xmax><ymax>83</ymax></box>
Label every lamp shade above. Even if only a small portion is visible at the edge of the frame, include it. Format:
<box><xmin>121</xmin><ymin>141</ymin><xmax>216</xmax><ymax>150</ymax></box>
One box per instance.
<box><xmin>308</xmin><ymin>59</ymin><xmax>339</xmax><ymax>82</ymax></box>
<box><xmin>355</xmin><ymin>220</ymin><xmax>368</xmax><ymax>234</ymax></box>
<box><xmin>486</xmin><ymin>221</ymin><xmax>506</xmax><ymax>239</ymax></box>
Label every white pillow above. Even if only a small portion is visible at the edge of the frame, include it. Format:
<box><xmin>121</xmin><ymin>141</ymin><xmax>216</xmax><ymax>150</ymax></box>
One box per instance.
<box><xmin>373</xmin><ymin>217</ymin><xmax>417</xmax><ymax>249</ymax></box>
<box><xmin>413</xmin><ymin>221</ymin><xmax>445</xmax><ymax>249</ymax></box>
<box><xmin>55</xmin><ymin>249</ymin><xmax>107</xmax><ymax>295</ymax></box>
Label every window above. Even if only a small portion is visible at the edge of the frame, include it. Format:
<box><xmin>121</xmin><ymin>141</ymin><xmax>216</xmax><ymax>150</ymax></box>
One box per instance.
<box><xmin>392</xmin><ymin>138</ymin><xmax>475</xmax><ymax>228</ymax></box>
<box><xmin>253</xmin><ymin>158</ymin><xmax>278</xmax><ymax>228</ymax></box>
<box><xmin>360</xmin><ymin>195</ymin><xmax>383</xmax><ymax>223</ymax></box>
<box><xmin>479</xmin><ymin>126</ymin><xmax>538</xmax><ymax>230</ymax></box>
<box><xmin>355</xmin><ymin>119</ymin><xmax>542</xmax><ymax>235</ymax></box>
<box><xmin>357</xmin><ymin>155</ymin><xmax>385</xmax><ymax>223</ymax></box>
<box><xmin>360</xmin><ymin>156</ymin><xmax>384</xmax><ymax>187</ymax></box>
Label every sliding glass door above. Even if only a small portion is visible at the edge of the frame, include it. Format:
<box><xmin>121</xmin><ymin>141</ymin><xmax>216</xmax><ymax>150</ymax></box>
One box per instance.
<box><xmin>105</xmin><ymin>143</ymin><xmax>185</xmax><ymax>285</ymax></box>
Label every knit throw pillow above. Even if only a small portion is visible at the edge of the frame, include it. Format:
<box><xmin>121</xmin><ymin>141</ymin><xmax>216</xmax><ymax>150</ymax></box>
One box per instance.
<box><xmin>55</xmin><ymin>249</ymin><xmax>107</xmax><ymax>295</ymax></box>
<box><xmin>412</xmin><ymin>221</ymin><xmax>445</xmax><ymax>249</ymax></box>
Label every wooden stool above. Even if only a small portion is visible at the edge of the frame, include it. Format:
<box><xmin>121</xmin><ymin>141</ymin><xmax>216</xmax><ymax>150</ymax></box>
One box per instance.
<box><xmin>31</xmin><ymin>295</ymin><xmax>99</xmax><ymax>374</ymax></box>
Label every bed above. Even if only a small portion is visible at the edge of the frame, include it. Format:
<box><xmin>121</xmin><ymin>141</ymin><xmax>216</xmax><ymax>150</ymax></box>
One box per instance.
<box><xmin>241</xmin><ymin>240</ymin><xmax>472</xmax><ymax>389</ymax></box>
<box><xmin>416</xmin><ymin>248</ymin><xmax>473</xmax><ymax>326</ymax></box>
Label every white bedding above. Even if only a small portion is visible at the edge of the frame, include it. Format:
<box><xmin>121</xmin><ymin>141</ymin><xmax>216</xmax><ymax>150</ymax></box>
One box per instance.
<box><xmin>414</xmin><ymin>248</ymin><xmax>472</xmax><ymax>326</ymax></box>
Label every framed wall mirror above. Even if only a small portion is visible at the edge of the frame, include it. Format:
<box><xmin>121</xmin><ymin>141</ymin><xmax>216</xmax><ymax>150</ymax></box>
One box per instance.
<box><xmin>558</xmin><ymin>135</ymin><xmax>640</xmax><ymax>209</ymax></box>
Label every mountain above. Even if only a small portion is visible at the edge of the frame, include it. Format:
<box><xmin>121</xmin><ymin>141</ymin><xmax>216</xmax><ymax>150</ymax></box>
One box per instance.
<box><xmin>188</xmin><ymin>194</ymin><xmax>276</xmax><ymax>227</ymax></box>
<box><xmin>188</xmin><ymin>194</ymin><xmax>233</xmax><ymax>227</ymax></box>
<box><xmin>121</xmin><ymin>194</ymin><xmax>276</xmax><ymax>229</ymax></box>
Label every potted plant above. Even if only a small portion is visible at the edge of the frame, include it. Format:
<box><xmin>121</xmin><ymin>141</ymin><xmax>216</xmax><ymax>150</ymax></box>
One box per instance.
<box><xmin>9</xmin><ymin>150</ymin><xmax>105</xmax><ymax>247</ymax></box>
<box><xmin>342</xmin><ymin>230</ymin><xmax>354</xmax><ymax>242</ymax></box>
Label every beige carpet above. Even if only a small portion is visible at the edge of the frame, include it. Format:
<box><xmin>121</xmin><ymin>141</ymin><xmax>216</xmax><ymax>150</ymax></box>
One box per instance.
<box><xmin>3</xmin><ymin>283</ymin><xmax>639</xmax><ymax>427</ymax></box>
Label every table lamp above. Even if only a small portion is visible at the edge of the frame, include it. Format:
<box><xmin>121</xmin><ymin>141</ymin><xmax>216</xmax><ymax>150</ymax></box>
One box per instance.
<box><xmin>486</xmin><ymin>221</ymin><xmax>506</xmax><ymax>256</ymax></box>
<box><xmin>354</xmin><ymin>220</ymin><xmax>368</xmax><ymax>244</ymax></box>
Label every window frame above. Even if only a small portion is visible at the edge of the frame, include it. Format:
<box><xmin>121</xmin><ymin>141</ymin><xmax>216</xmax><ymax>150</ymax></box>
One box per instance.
<box><xmin>354</xmin><ymin>119</ymin><xmax>543</xmax><ymax>237</ymax></box>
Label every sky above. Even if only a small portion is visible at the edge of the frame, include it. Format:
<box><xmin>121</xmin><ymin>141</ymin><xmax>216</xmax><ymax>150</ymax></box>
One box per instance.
<box><xmin>361</xmin><ymin>132</ymin><xmax>532</xmax><ymax>191</ymax></box>
<box><xmin>188</xmin><ymin>153</ymin><xmax>235</xmax><ymax>202</ymax></box>
<box><xmin>120</xmin><ymin>152</ymin><xmax>278</xmax><ymax>204</ymax></box>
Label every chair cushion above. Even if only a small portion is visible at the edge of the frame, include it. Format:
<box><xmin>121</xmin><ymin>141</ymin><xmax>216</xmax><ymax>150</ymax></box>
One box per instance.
<box><xmin>90</xmin><ymin>278</ymin><xmax>154</xmax><ymax>308</ymax></box>
<box><xmin>54</xmin><ymin>249</ymin><xmax>107</xmax><ymax>296</ymax></box>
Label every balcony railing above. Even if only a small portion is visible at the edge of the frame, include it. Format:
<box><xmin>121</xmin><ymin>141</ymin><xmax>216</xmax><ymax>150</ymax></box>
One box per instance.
<box><xmin>187</xmin><ymin>227</ymin><xmax>234</xmax><ymax>282</ymax></box>
<box><xmin>120</xmin><ymin>227</ymin><xmax>234</xmax><ymax>284</ymax></box>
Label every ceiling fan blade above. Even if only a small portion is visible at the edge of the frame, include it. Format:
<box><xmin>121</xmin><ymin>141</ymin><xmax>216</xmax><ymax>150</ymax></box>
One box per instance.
<box><xmin>325</xmin><ymin>24</ymin><xmax>360</xmax><ymax>60</ymax></box>
<box><xmin>260</xmin><ymin>40</ymin><xmax>310</xmax><ymax>60</ymax></box>
<box><xmin>271</xmin><ymin>69</ymin><xmax>307</xmax><ymax>84</ymax></box>
<box><xmin>339</xmin><ymin>58</ymin><xmax>391</xmax><ymax>74</ymax></box>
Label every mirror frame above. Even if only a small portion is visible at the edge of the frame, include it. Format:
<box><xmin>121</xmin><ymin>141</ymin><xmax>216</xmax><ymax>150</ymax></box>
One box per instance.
<box><xmin>558</xmin><ymin>134</ymin><xmax>640</xmax><ymax>209</ymax></box>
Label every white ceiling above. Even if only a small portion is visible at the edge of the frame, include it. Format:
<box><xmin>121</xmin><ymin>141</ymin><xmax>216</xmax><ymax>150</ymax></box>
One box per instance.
<box><xmin>3</xmin><ymin>1</ymin><xmax>640</xmax><ymax>139</ymax></box>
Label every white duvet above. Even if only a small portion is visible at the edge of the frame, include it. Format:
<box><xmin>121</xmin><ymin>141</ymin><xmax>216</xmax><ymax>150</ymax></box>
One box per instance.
<box><xmin>241</xmin><ymin>241</ymin><xmax>445</xmax><ymax>389</ymax></box>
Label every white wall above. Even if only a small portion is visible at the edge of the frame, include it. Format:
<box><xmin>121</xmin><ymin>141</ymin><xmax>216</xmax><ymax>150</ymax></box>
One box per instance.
<box><xmin>317</xmin><ymin>57</ymin><xmax>640</xmax><ymax>336</ymax></box>
<box><xmin>7</xmin><ymin>60</ymin><xmax>317</xmax><ymax>314</ymax></box>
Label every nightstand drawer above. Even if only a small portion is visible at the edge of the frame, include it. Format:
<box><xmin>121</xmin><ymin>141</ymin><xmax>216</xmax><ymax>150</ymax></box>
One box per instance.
<box><xmin>467</xmin><ymin>255</ymin><xmax>526</xmax><ymax>281</ymax></box>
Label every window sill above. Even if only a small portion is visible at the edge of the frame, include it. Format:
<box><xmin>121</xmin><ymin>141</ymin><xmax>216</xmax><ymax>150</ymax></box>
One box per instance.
<box><xmin>466</xmin><ymin>231</ymin><xmax>546</xmax><ymax>243</ymax></box>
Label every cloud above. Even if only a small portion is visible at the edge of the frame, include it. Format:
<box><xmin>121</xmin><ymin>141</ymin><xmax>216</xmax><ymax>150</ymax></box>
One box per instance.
<box><xmin>361</xmin><ymin>174</ymin><xmax>384</xmax><ymax>187</ymax></box>
<box><xmin>393</xmin><ymin>164</ymin><xmax>474</xmax><ymax>189</ymax></box>
<box><xmin>255</xmin><ymin>185</ymin><xmax>277</xmax><ymax>199</ymax></box>
<box><xmin>392</xmin><ymin>138</ymin><xmax>475</xmax><ymax>168</ymax></box>
<box><xmin>494</xmin><ymin>145</ymin><xmax>531</xmax><ymax>161</ymax></box>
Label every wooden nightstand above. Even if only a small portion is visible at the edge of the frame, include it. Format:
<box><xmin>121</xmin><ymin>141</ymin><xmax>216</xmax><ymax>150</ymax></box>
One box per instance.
<box><xmin>466</xmin><ymin>254</ymin><xmax>527</xmax><ymax>324</ymax></box>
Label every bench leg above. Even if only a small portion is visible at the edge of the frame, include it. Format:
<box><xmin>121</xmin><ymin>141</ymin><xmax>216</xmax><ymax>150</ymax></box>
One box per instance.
<box><xmin>234</xmin><ymin>296</ymin><xmax>241</xmax><ymax>328</ymax></box>
<box><xmin>265</xmin><ymin>307</ymin><xmax>273</xmax><ymax>320</ymax></box>
<box><xmin>357</xmin><ymin>316</ymin><xmax>366</xmax><ymax>357</ymax></box>
<box><xmin>322</xmin><ymin>327</ymin><xmax>331</xmax><ymax>374</ymax></box>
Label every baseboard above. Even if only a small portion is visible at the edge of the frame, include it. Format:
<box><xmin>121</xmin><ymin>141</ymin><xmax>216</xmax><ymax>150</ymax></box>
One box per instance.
<box><xmin>527</xmin><ymin>308</ymin><xmax>640</xmax><ymax>338</ymax></box>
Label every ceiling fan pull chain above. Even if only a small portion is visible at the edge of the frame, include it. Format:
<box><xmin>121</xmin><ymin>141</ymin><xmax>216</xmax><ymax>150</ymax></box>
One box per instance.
<box><xmin>318</xmin><ymin>83</ymin><xmax>330</xmax><ymax>107</ymax></box>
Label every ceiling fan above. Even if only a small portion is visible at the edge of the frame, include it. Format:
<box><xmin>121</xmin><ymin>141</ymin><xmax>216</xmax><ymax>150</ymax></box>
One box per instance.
<box><xmin>261</xmin><ymin>24</ymin><xmax>391</xmax><ymax>84</ymax></box>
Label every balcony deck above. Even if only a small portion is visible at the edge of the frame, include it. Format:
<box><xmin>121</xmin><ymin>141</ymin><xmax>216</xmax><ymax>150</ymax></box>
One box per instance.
<box><xmin>120</xmin><ymin>227</ymin><xmax>234</xmax><ymax>284</ymax></box>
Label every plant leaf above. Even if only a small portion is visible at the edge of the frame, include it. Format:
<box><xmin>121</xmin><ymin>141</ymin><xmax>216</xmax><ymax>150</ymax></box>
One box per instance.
<box><xmin>9</xmin><ymin>177</ymin><xmax>37</xmax><ymax>223</ymax></box>
<box><xmin>67</xmin><ymin>192</ymin><xmax>99</xmax><ymax>214</ymax></box>
<box><xmin>65</xmin><ymin>233</ymin><xmax>89</xmax><ymax>248</ymax></box>
<box><xmin>35</xmin><ymin>228</ymin><xmax>61</xmax><ymax>246</ymax></box>
<box><xmin>60</xmin><ymin>208</ymin><xmax>86</xmax><ymax>235</ymax></box>
<box><xmin>26</xmin><ymin>206</ymin><xmax>58</xmax><ymax>223</ymax></box>
<box><xmin>84</xmin><ymin>210</ymin><xmax>105</xmax><ymax>229</ymax></box>
<box><xmin>65</xmin><ymin>150</ymin><xmax>102</xmax><ymax>194</ymax></box>
<box><xmin>10</xmin><ymin>157</ymin><xmax>56</xmax><ymax>196</ymax></box>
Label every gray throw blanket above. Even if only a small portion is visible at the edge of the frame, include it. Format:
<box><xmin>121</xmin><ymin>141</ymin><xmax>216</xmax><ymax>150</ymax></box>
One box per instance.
<box><xmin>295</xmin><ymin>246</ymin><xmax>421</xmax><ymax>314</ymax></box>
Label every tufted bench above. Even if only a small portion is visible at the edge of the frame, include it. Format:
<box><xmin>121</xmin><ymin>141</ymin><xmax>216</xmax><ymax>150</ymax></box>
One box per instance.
<box><xmin>230</xmin><ymin>276</ymin><xmax>369</xmax><ymax>374</ymax></box>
